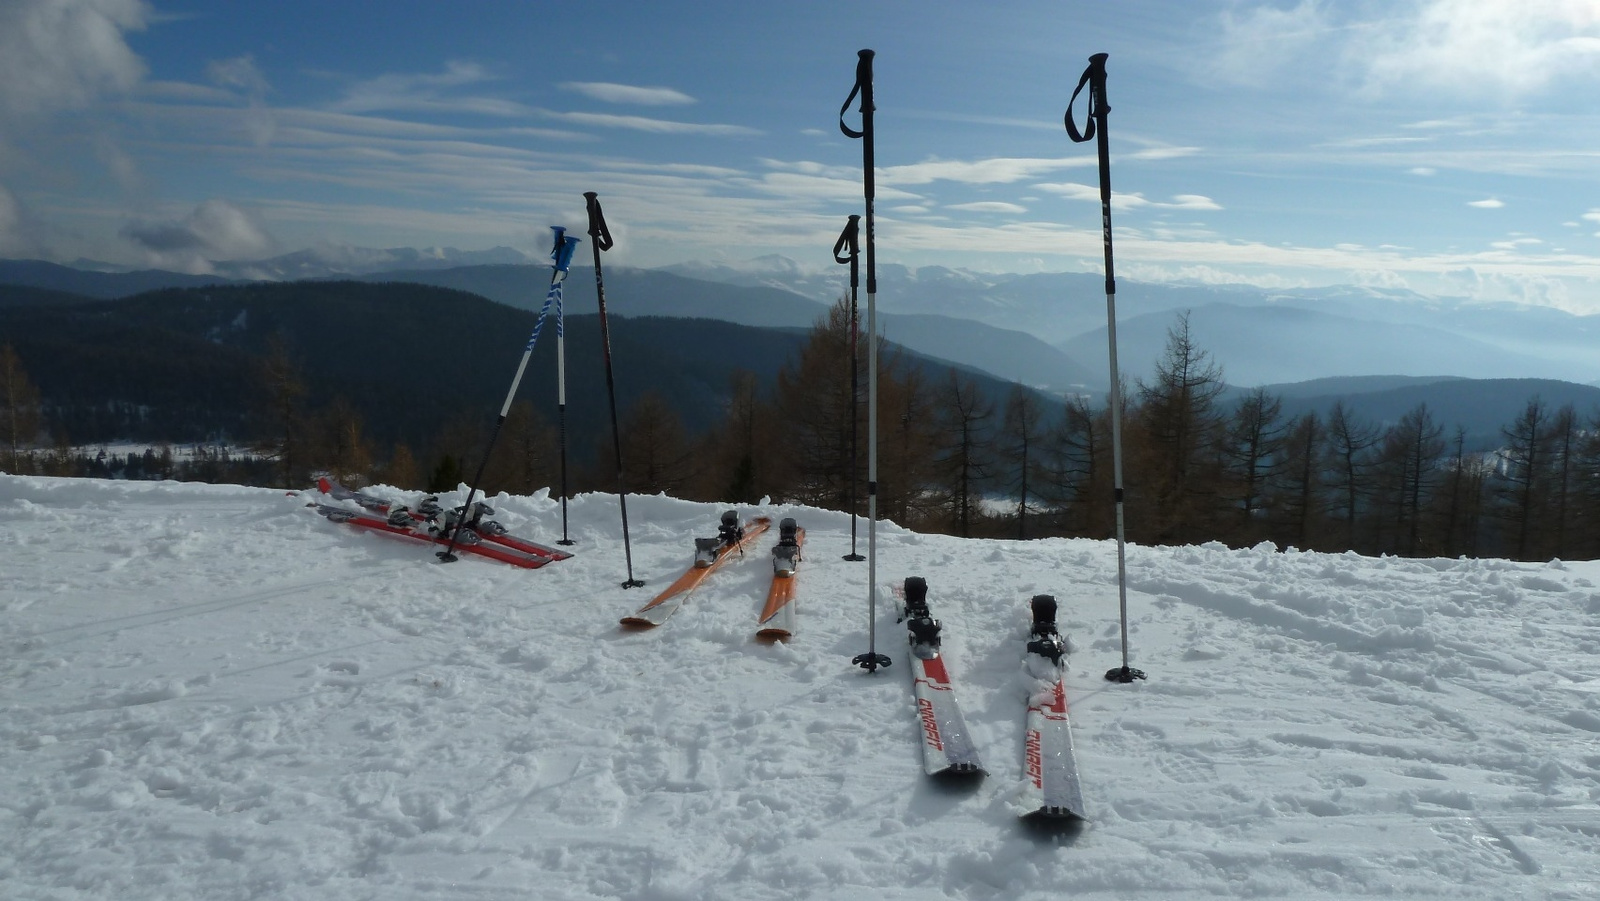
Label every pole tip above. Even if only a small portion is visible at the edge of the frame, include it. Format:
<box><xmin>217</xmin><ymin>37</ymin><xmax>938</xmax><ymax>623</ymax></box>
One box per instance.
<box><xmin>858</xmin><ymin>48</ymin><xmax>875</xmax><ymax>60</ymax></box>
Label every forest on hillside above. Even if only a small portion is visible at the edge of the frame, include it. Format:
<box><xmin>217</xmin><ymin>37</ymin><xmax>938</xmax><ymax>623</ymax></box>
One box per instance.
<box><xmin>5</xmin><ymin>296</ymin><xmax>1599</xmax><ymax>563</ymax></box>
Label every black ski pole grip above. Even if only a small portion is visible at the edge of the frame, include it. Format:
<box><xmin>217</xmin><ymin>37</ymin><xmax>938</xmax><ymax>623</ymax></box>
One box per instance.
<box><xmin>839</xmin><ymin>49</ymin><xmax>874</xmax><ymax>138</ymax></box>
<box><xmin>1064</xmin><ymin>53</ymin><xmax>1108</xmax><ymax>144</ymax></box>
<box><xmin>833</xmin><ymin>215</ymin><xmax>860</xmax><ymax>264</ymax></box>
<box><xmin>584</xmin><ymin>191</ymin><xmax>614</xmax><ymax>251</ymax></box>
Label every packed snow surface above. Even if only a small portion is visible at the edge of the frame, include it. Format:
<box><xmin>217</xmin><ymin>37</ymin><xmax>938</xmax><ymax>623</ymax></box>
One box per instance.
<box><xmin>3</xmin><ymin>474</ymin><xmax>1599</xmax><ymax>899</ymax></box>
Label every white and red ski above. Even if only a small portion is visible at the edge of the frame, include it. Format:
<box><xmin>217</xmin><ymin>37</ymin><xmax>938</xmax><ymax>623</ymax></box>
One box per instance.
<box><xmin>316</xmin><ymin>477</ymin><xmax>572</xmax><ymax>562</ymax></box>
<box><xmin>1020</xmin><ymin>594</ymin><xmax>1086</xmax><ymax>821</ymax></box>
<box><xmin>311</xmin><ymin>503</ymin><xmax>557</xmax><ymax>569</ymax></box>
<box><xmin>895</xmin><ymin>577</ymin><xmax>984</xmax><ymax>778</ymax></box>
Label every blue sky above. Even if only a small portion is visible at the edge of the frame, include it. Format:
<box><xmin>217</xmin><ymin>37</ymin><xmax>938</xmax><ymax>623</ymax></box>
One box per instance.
<box><xmin>3</xmin><ymin>0</ymin><xmax>1600</xmax><ymax>309</ymax></box>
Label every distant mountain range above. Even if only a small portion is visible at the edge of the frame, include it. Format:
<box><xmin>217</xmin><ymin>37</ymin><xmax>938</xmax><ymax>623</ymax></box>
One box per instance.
<box><xmin>9</xmin><ymin>254</ymin><xmax>1600</xmax><ymax>390</ymax></box>
<box><xmin>0</xmin><ymin>279</ymin><xmax>1045</xmax><ymax>455</ymax></box>
<box><xmin>666</xmin><ymin>257</ymin><xmax>1600</xmax><ymax>389</ymax></box>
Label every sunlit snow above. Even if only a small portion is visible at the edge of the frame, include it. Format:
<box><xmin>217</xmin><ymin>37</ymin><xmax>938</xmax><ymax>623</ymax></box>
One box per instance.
<box><xmin>3</xmin><ymin>475</ymin><xmax>1598</xmax><ymax>899</ymax></box>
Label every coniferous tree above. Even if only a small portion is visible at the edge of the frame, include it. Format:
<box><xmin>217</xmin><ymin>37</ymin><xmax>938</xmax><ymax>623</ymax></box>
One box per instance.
<box><xmin>0</xmin><ymin>343</ymin><xmax>42</xmax><ymax>474</ymax></box>
<box><xmin>1038</xmin><ymin>394</ymin><xmax>1109</xmax><ymax>538</ymax></box>
<box><xmin>487</xmin><ymin>400</ymin><xmax>558</xmax><ymax>497</ymax></box>
<box><xmin>1270</xmin><ymin>412</ymin><xmax>1324</xmax><ymax>550</ymax></box>
<box><xmin>618</xmin><ymin>390</ymin><xmax>696</xmax><ymax>497</ymax></box>
<box><xmin>1434</xmin><ymin>426</ymin><xmax>1490</xmax><ymax>558</ymax></box>
<box><xmin>1220</xmin><ymin>387</ymin><xmax>1287</xmax><ymax>545</ymax></box>
<box><xmin>932</xmin><ymin>370</ymin><xmax>995</xmax><ymax>537</ymax></box>
<box><xmin>1496</xmin><ymin>397</ymin><xmax>1553</xmax><ymax>560</ymax></box>
<box><xmin>315</xmin><ymin>396</ymin><xmax>374</xmax><ymax>488</ymax></box>
<box><xmin>772</xmin><ymin>301</ymin><xmax>859</xmax><ymax>508</ymax></box>
<box><xmin>376</xmin><ymin>443</ymin><xmax>423</xmax><ymax>490</ymax></box>
<box><xmin>996</xmin><ymin>384</ymin><xmax>1047</xmax><ymax>539</ymax></box>
<box><xmin>1373</xmin><ymin>404</ymin><xmax>1445</xmax><ymax>556</ymax></box>
<box><xmin>1544</xmin><ymin>404</ymin><xmax>1579</xmax><ymax>560</ymax></box>
<box><xmin>1324</xmin><ymin>401</ymin><xmax>1379</xmax><ymax>552</ymax></box>
<box><xmin>696</xmin><ymin>370</ymin><xmax>774</xmax><ymax>504</ymax></box>
<box><xmin>876</xmin><ymin>357</ymin><xmax>938</xmax><ymax>528</ymax></box>
<box><xmin>254</xmin><ymin>335</ymin><xmax>309</xmax><ymax>489</ymax></box>
<box><xmin>1128</xmin><ymin>313</ymin><xmax>1227</xmax><ymax>545</ymax></box>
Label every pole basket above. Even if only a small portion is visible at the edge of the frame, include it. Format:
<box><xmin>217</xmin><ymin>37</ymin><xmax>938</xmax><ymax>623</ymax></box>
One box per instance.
<box><xmin>1105</xmin><ymin>665</ymin><xmax>1146</xmax><ymax>683</ymax></box>
<box><xmin>853</xmin><ymin>651</ymin><xmax>892</xmax><ymax>673</ymax></box>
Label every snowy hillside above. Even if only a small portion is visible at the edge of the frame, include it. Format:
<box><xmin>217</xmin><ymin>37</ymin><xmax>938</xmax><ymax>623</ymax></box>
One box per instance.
<box><xmin>3</xmin><ymin>475</ymin><xmax>1598</xmax><ymax>900</ymax></box>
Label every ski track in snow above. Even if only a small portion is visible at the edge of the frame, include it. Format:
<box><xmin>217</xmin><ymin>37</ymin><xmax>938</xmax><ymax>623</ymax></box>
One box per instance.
<box><xmin>2</xmin><ymin>474</ymin><xmax>1599</xmax><ymax>900</ymax></box>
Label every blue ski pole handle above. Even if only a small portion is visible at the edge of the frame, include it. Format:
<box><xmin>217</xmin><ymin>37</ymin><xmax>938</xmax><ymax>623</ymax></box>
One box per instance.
<box><xmin>550</xmin><ymin>226</ymin><xmax>580</xmax><ymax>274</ymax></box>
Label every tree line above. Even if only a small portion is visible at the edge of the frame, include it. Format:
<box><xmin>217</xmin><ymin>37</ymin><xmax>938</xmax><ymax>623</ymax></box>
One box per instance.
<box><xmin>4</xmin><ymin>304</ymin><xmax>1598</xmax><ymax>562</ymax></box>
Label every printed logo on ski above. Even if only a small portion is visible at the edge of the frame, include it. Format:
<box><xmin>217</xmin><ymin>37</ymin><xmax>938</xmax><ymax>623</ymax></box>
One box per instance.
<box><xmin>1025</xmin><ymin>729</ymin><xmax>1044</xmax><ymax>788</ymax></box>
<box><xmin>917</xmin><ymin>698</ymin><xmax>944</xmax><ymax>751</ymax></box>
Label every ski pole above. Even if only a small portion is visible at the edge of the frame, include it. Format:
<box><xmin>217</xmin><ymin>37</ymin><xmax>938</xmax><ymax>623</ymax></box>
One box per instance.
<box><xmin>834</xmin><ymin>214</ymin><xmax>865</xmax><ymax>563</ymax></box>
<box><xmin>842</xmin><ymin>49</ymin><xmax>890</xmax><ymax>674</ymax></box>
<box><xmin>1066</xmin><ymin>53</ymin><xmax>1144</xmax><ymax>684</ymax></box>
<box><xmin>584</xmin><ymin>191</ymin><xmax>644</xmax><ymax>589</ymax></box>
<box><xmin>556</xmin><ymin>232</ymin><xmax>573</xmax><ymax>546</ymax></box>
<box><xmin>438</xmin><ymin>226</ymin><xmax>580</xmax><ymax>563</ymax></box>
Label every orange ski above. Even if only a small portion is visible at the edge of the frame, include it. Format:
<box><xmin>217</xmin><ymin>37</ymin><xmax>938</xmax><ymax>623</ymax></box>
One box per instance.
<box><xmin>756</xmin><ymin>518</ymin><xmax>804</xmax><ymax>640</ymax></box>
<box><xmin>620</xmin><ymin>513</ymin><xmax>771</xmax><ymax>628</ymax></box>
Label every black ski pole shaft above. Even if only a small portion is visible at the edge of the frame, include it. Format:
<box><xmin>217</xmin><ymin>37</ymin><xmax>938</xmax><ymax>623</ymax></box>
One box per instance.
<box><xmin>584</xmin><ymin>192</ymin><xmax>643</xmax><ymax>588</ymax></box>
<box><xmin>1066</xmin><ymin>53</ymin><xmax>1144</xmax><ymax>683</ymax></box>
<box><xmin>842</xmin><ymin>49</ymin><xmax>890</xmax><ymax>674</ymax></box>
<box><xmin>438</xmin><ymin>226</ymin><xmax>579</xmax><ymax>563</ymax></box>
<box><xmin>834</xmin><ymin>214</ymin><xmax>865</xmax><ymax>562</ymax></box>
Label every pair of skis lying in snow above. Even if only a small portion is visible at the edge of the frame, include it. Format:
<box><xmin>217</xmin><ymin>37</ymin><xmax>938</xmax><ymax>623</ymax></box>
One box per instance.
<box><xmin>894</xmin><ymin>577</ymin><xmax>1087</xmax><ymax>823</ymax></box>
<box><xmin>619</xmin><ymin>511</ymin><xmax>806</xmax><ymax>641</ymax></box>
<box><xmin>311</xmin><ymin>478</ymin><xmax>574</xmax><ymax>569</ymax></box>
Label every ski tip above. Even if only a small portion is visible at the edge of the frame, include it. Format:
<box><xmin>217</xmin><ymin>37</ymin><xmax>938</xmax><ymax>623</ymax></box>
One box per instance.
<box><xmin>618</xmin><ymin>616</ymin><xmax>659</xmax><ymax>630</ymax></box>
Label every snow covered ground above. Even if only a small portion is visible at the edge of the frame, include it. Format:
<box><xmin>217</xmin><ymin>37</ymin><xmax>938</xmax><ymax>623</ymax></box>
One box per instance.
<box><xmin>3</xmin><ymin>473</ymin><xmax>1598</xmax><ymax>900</ymax></box>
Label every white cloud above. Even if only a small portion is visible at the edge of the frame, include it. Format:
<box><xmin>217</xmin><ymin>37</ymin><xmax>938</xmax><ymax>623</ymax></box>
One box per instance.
<box><xmin>0</xmin><ymin>0</ymin><xmax>149</xmax><ymax>119</ymax></box>
<box><xmin>1490</xmin><ymin>237</ymin><xmax>1543</xmax><ymax>250</ymax></box>
<box><xmin>1468</xmin><ymin>198</ymin><xmax>1505</xmax><ymax>208</ymax></box>
<box><xmin>207</xmin><ymin>55</ymin><xmax>275</xmax><ymax>145</ymax></box>
<box><xmin>1036</xmin><ymin>182</ymin><xmax>1223</xmax><ymax>212</ymax></box>
<box><xmin>538</xmin><ymin>110</ymin><xmax>759</xmax><ymax>136</ymax></box>
<box><xmin>0</xmin><ymin>183</ymin><xmax>44</xmax><ymax>257</ymax></box>
<box><xmin>331</xmin><ymin>62</ymin><xmax>518</xmax><ymax>116</ymax></box>
<box><xmin>1583</xmin><ymin>209</ymin><xmax>1600</xmax><ymax>223</ymax></box>
<box><xmin>559</xmin><ymin>82</ymin><xmax>695</xmax><ymax>106</ymax></box>
<box><xmin>1410</xmin><ymin>167</ymin><xmax>1438</xmax><ymax>176</ymax></box>
<box><xmin>120</xmin><ymin>199</ymin><xmax>276</xmax><ymax>271</ymax></box>
<box><xmin>882</xmin><ymin>156</ymin><xmax>1093</xmax><ymax>186</ymax></box>
<box><xmin>1209</xmin><ymin>0</ymin><xmax>1332</xmax><ymax>87</ymax></box>
<box><xmin>946</xmin><ymin>202</ymin><xmax>1028</xmax><ymax>214</ymax></box>
<box><xmin>1363</xmin><ymin>0</ymin><xmax>1600</xmax><ymax>99</ymax></box>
